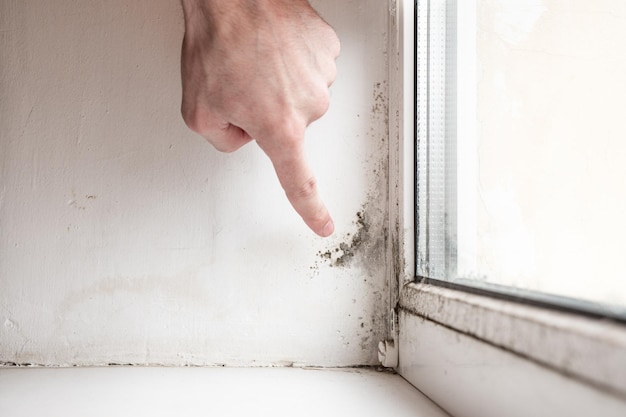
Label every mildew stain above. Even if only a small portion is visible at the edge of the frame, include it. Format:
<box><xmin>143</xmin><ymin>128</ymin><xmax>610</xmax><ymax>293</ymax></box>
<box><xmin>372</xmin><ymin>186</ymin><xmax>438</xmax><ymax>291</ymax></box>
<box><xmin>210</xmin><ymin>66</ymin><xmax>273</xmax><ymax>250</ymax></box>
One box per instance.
<box><xmin>316</xmin><ymin>211</ymin><xmax>367</xmax><ymax>267</ymax></box>
<box><xmin>315</xmin><ymin>195</ymin><xmax>387</xmax><ymax>272</ymax></box>
<box><xmin>310</xmin><ymin>79</ymin><xmax>390</xmax><ymax>360</ymax></box>
<box><xmin>314</xmin><ymin>80</ymin><xmax>389</xmax><ymax>272</ymax></box>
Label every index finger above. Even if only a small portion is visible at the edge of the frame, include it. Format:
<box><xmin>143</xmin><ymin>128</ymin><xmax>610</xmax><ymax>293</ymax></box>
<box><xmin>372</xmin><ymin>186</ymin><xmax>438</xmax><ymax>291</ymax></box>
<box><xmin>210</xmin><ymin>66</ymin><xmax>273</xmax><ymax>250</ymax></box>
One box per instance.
<box><xmin>258</xmin><ymin>139</ymin><xmax>334</xmax><ymax>237</ymax></box>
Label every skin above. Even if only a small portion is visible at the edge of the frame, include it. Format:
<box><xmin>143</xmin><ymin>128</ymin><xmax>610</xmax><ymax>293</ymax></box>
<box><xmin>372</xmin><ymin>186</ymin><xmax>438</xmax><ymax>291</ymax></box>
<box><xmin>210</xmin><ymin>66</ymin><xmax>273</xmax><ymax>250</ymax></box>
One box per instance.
<box><xmin>180</xmin><ymin>0</ymin><xmax>340</xmax><ymax>237</ymax></box>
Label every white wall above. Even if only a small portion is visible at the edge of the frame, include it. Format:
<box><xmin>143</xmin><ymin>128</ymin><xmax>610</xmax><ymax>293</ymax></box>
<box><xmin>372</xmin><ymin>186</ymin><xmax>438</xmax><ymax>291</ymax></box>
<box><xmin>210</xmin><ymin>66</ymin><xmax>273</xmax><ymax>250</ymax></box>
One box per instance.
<box><xmin>0</xmin><ymin>0</ymin><xmax>391</xmax><ymax>366</ymax></box>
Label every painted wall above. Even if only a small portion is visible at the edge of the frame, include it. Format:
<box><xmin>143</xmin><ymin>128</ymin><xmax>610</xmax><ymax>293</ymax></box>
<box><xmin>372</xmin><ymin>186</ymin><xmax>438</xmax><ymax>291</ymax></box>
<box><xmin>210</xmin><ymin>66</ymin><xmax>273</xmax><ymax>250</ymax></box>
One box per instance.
<box><xmin>0</xmin><ymin>0</ymin><xmax>391</xmax><ymax>366</ymax></box>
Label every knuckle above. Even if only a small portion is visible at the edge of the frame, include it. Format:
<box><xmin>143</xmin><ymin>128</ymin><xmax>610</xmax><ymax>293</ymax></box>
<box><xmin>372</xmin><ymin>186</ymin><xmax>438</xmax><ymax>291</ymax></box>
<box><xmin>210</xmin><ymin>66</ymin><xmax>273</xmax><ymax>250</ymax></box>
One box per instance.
<box><xmin>309</xmin><ymin>88</ymin><xmax>331</xmax><ymax>121</ymax></box>
<box><xmin>182</xmin><ymin>105</ymin><xmax>241</xmax><ymax>153</ymax></box>
<box><xmin>330</xmin><ymin>34</ymin><xmax>341</xmax><ymax>58</ymax></box>
<box><xmin>181</xmin><ymin>105</ymin><xmax>206</xmax><ymax>135</ymax></box>
<box><xmin>327</xmin><ymin>63</ymin><xmax>338</xmax><ymax>86</ymax></box>
<box><xmin>288</xmin><ymin>177</ymin><xmax>318</xmax><ymax>200</ymax></box>
<box><xmin>263</xmin><ymin>116</ymin><xmax>305</xmax><ymax>150</ymax></box>
<box><xmin>321</xmin><ymin>25</ymin><xmax>341</xmax><ymax>58</ymax></box>
<box><xmin>212</xmin><ymin>142</ymin><xmax>238</xmax><ymax>153</ymax></box>
<box><xmin>285</xmin><ymin>118</ymin><xmax>307</xmax><ymax>143</ymax></box>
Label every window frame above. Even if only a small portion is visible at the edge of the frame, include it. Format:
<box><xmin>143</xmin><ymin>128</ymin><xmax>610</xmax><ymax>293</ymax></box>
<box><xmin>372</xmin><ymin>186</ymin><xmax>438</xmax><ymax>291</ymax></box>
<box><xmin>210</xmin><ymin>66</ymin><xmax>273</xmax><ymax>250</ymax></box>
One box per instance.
<box><xmin>388</xmin><ymin>1</ymin><xmax>626</xmax><ymax>415</ymax></box>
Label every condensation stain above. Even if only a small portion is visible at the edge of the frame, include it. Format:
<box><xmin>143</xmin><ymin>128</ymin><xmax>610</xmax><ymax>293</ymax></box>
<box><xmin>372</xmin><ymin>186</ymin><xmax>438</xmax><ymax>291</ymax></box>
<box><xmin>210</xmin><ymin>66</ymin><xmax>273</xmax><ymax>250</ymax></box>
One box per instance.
<box><xmin>57</xmin><ymin>264</ymin><xmax>211</xmax><ymax>319</ymax></box>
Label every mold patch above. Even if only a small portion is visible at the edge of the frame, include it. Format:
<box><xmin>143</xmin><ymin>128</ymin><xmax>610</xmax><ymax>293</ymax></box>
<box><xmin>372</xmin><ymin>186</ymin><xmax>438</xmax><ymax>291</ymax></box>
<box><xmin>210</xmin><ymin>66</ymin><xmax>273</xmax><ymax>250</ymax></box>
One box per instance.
<box><xmin>309</xmin><ymin>79</ymin><xmax>391</xmax><ymax>362</ymax></box>
<box><xmin>316</xmin><ymin>209</ymin><xmax>382</xmax><ymax>269</ymax></box>
<box><xmin>314</xmin><ymin>79</ymin><xmax>389</xmax><ymax>272</ymax></box>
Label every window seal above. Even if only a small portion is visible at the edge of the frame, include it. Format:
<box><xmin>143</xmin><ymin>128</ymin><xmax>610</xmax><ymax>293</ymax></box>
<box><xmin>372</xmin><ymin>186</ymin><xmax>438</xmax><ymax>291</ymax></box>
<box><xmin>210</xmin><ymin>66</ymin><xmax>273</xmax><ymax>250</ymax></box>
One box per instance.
<box><xmin>416</xmin><ymin>276</ymin><xmax>626</xmax><ymax>325</ymax></box>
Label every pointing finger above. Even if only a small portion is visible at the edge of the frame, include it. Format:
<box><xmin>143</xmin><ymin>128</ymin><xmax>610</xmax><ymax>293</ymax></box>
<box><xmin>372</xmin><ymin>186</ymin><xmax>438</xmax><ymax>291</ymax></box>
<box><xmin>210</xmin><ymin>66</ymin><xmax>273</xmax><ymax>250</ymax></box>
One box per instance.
<box><xmin>258</xmin><ymin>134</ymin><xmax>334</xmax><ymax>237</ymax></box>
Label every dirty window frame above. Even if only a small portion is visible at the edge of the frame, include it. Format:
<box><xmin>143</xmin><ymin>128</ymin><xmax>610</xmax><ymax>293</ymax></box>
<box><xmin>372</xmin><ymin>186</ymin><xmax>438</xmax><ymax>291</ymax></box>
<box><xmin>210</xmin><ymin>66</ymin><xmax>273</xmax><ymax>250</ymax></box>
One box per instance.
<box><xmin>391</xmin><ymin>1</ymin><xmax>626</xmax><ymax>415</ymax></box>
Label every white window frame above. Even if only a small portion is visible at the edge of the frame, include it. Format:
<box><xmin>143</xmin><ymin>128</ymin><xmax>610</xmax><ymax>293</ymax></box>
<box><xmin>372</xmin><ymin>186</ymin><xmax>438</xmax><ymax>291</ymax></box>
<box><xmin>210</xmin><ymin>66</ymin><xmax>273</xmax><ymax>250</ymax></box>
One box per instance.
<box><xmin>388</xmin><ymin>1</ymin><xmax>626</xmax><ymax>416</ymax></box>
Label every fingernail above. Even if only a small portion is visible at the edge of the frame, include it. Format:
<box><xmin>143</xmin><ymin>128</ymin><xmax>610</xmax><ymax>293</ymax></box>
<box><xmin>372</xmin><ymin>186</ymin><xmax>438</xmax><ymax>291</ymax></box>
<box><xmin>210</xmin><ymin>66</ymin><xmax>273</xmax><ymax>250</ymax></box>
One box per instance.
<box><xmin>320</xmin><ymin>219</ymin><xmax>334</xmax><ymax>237</ymax></box>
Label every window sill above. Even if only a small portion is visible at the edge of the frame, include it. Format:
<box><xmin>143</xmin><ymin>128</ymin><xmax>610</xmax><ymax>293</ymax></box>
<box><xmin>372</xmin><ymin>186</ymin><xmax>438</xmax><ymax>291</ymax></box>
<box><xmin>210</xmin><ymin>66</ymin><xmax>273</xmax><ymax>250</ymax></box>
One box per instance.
<box><xmin>397</xmin><ymin>282</ymin><xmax>626</xmax><ymax>417</ymax></box>
<box><xmin>0</xmin><ymin>366</ymin><xmax>449</xmax><ymax>417</ymax></box>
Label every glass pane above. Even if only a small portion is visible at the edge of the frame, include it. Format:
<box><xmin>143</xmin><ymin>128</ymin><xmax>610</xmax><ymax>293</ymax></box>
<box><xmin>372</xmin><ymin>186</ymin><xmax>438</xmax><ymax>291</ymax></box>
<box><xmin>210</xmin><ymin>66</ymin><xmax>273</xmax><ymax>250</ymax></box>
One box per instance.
<box><xmin>417</xmin><ymin>0</ymin><xmax>626</xmax><ymax>316</ymax></box>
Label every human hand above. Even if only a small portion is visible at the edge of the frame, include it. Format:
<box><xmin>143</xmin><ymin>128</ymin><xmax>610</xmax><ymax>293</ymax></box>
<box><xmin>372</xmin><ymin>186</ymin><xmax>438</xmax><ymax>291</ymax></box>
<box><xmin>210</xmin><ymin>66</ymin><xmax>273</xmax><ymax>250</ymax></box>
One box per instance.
<box><xmin>180</xmin><ymin>0</ymin><xmax>340</xmax><ymax>237</ymax></box>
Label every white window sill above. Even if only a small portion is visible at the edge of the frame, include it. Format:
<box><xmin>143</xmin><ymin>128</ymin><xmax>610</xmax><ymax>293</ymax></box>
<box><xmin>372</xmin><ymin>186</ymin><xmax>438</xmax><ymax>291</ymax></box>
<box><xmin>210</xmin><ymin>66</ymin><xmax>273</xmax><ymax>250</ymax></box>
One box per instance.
<box><xmin>0</xmin><ymin>366</ymin><xmax>449</xmax><ymax>417</ymax></box>
<box><xmin>397</xmin><ymin>282</ymin><xmax>626</xmax><ymax>417</ymax></box>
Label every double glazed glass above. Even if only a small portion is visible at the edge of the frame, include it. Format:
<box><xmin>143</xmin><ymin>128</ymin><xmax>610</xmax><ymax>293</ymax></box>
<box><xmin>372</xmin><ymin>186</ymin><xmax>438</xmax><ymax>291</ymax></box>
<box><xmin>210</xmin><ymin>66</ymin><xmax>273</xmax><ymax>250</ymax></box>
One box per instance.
<box><xmin>416</xmin><ymin>0</ymin><xmax>626</xmax><ymax>319</ymax></box>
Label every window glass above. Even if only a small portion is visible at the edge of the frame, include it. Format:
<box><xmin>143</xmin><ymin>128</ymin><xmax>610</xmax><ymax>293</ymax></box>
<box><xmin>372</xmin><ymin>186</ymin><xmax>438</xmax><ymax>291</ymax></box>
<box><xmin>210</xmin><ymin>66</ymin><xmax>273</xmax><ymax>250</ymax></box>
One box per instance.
<box><xmin>416</xmin><ymin>0</ymin><xmax>626</xmax><ymax>317</ymax></box>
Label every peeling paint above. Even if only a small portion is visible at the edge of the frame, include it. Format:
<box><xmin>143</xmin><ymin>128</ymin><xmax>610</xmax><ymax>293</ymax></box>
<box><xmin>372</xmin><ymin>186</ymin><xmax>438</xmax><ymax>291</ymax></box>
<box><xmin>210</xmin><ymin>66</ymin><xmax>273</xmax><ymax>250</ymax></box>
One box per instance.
<box><xmin>4</xmin><ymin>318</ymin><xmax>17</xmax><ymax>330</ymax></box>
